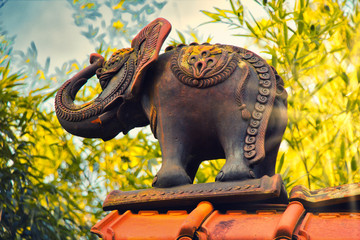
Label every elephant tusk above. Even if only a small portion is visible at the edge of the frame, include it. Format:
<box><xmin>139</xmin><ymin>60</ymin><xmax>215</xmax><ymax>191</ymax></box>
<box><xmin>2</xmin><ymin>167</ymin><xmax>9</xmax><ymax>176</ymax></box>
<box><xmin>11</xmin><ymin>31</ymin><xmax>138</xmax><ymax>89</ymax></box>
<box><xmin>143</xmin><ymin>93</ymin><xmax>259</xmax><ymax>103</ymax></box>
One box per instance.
<box><xmin>91</xmin><ymin>117</ymin><xmax>102</xmax><ymax>125</ymax></box>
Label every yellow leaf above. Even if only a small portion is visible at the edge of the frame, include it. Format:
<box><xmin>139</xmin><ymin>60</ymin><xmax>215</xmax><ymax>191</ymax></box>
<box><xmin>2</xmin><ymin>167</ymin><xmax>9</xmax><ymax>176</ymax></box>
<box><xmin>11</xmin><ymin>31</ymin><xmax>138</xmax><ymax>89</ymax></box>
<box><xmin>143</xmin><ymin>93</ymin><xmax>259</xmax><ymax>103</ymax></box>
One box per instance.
<box><xmin>0</xmin><ymin>54</ymin><xmax>8</xmax><ymax>65</ymax></box>
<box><xmin>36</xmin><ymin>70</ymin><xmax>46</xmax><ymax>80</ymax></box>
<box><xmin>81</xmin><ymin>3</ymin><xmax>94</xmax><ymax>9</ymax></box>
<box><xmin>105</xmin><ymin>144</ymin><xmax>112</xmax><ymax>152</ymax></box>
<box><xmin>71</xmin><ymin>62</ymin><xmax>79</xmax><ymax>70</ymax></box>
<box><xmin>113</xmin><ymin>0</ymin><xmax>125</xmax><ymax>10</ymax></box>
<box><xmin>113</xmin><ymin>20</ymin><xmax>124</xmax><ymax>31</ymax></box>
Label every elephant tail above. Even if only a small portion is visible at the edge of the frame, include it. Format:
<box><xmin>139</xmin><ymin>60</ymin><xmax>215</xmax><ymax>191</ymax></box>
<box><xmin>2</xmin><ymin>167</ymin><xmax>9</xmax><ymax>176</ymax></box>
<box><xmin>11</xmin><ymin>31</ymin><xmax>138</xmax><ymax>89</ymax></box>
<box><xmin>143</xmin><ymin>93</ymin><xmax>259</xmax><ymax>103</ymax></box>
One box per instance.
<box><xmin>234</xmin><ymin>60</ymin><xmax>252</xmax><ymax>120</ymax></box>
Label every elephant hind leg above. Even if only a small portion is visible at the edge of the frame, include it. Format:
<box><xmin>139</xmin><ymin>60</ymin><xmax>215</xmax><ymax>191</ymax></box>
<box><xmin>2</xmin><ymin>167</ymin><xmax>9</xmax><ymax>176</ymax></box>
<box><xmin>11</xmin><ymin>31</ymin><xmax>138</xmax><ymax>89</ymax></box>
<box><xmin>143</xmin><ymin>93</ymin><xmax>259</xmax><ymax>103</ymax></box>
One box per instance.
<box><xmin>252</xmin><ymin>141</ymin><xmax>279</xmax><ymax>177</ymax></box>
<box><xmin>215</xmin><ymin>135</ymin><xmax>255</xmax><ymax>182</ymax></box>
<box><xmin>216</xmin><ymin>164</ymin><xmax>255</xmax><ymax>182</ymax></box>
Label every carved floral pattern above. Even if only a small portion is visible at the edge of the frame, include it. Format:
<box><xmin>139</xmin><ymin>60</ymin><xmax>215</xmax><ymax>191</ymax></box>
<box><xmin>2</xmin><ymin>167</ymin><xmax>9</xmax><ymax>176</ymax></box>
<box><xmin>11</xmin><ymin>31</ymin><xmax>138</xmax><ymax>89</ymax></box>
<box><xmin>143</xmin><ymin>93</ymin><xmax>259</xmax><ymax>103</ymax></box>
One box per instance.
<box><xmin>171</xmin><ymin>44</ymin><xmax>239</xmax><ymax>88</ymax></box>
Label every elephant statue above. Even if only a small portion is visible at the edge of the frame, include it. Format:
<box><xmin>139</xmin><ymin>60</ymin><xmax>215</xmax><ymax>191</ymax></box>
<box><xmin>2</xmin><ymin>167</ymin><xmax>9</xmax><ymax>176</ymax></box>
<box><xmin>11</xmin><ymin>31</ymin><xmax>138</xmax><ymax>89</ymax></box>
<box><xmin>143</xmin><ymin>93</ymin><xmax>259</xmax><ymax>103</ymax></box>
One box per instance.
<box><xmin>55</xmin><ymin>18</ymin><xmax>288</xmax><ymax>188</ymax></box>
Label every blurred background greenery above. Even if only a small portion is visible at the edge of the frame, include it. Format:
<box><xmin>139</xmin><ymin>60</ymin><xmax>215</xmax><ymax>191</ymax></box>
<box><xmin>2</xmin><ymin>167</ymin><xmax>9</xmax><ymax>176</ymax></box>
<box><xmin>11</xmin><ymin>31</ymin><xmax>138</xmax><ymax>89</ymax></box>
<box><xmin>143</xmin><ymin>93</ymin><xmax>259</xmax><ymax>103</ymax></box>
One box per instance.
<box><xmin>1</xmin><ymin>0</ymin><xmax>359</xmax><ymax>239</ymax></box>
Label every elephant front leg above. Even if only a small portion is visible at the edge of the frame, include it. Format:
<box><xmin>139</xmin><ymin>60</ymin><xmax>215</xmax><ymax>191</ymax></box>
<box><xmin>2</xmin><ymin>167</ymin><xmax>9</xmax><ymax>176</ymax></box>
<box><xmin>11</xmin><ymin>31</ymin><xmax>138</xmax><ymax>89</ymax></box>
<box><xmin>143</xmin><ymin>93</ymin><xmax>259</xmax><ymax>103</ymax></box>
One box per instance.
<box><xmin>152</xmin><ymin>137</ymin><xmax>192</xmax><ymax>188</ymax></box>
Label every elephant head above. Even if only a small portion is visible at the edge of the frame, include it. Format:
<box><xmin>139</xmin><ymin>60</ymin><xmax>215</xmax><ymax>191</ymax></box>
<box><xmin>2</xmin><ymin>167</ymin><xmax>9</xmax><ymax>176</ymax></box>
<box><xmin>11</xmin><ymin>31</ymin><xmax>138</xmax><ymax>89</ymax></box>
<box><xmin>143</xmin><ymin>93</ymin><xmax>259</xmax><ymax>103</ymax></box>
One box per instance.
<box><xmin>55</xmin><ymin>18</ymin><xmax>171</xmax><ymax>141</ymax></box>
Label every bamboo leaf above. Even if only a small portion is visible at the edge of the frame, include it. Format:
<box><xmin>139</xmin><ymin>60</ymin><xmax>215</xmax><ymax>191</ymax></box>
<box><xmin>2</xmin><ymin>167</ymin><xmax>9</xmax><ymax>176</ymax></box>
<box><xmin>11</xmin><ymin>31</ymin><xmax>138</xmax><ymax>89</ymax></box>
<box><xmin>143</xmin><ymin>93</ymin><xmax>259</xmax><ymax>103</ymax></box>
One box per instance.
<box><xmin>176</xmin><ymin>30</ymin><xmax>186</xmax><ymax>44</ymax></box>
<box><xmin>201</xmin><ymin>10</ymin><xmax>221</xmax><ymax>22</ymax></box>
<box><xmin>245</xmin><ymin>21</ymin><xmax>258</xmax><ymax>37</ymax></box>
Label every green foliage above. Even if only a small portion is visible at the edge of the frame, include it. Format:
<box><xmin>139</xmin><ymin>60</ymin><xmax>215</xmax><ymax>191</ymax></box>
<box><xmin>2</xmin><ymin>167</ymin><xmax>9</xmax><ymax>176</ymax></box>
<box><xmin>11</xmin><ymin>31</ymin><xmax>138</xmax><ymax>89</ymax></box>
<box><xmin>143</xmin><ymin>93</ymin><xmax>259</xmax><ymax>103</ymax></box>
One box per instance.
<box><xmin>0</xmin><ymin>56</ymin><xmax>91</xmax><ymax>238</ymax></box>
<box><xmin>0</xmin><ymin>29</ymin><xmax>109</xmax><ymax>238</ymax></box>
<box><xmin>203</xmin><ymin>0</ymin><xmax>360</xmax><ymax>190</ymax></box>
<box><xmin>0</xmin><ymin>0</ymin><xmax>164</xmax><ymax>239</ymax></box>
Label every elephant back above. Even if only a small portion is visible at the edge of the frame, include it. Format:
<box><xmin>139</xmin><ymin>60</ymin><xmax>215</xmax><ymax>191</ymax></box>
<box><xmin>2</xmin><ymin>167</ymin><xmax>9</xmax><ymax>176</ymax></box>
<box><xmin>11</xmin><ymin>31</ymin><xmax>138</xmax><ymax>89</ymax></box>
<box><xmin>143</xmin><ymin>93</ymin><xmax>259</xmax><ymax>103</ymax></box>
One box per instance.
<box><xmin>169</xmin><ymin>43</ymin><xmax>286</xmax><ymax>166</ymax></box>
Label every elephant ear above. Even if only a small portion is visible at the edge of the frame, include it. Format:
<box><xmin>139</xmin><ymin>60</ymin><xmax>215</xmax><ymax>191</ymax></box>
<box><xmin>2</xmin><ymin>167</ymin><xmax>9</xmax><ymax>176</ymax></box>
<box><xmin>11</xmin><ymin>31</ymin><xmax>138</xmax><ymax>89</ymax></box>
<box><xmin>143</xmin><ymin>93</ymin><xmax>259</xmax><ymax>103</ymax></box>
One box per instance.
<box><xmin>128</xmin><ymin>18</ymin><xmax>171</xmax><ymax>98</ymax></box>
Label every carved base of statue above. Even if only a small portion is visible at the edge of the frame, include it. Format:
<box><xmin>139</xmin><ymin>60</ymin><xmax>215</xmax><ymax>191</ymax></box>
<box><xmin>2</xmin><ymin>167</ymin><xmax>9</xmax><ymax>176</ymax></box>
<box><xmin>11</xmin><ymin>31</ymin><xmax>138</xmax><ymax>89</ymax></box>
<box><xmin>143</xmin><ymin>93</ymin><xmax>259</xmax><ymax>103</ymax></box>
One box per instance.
<box><xmin>102</xmin><ymin>174</ymin><xmax>288</xmax><ymax>212</ymax></box>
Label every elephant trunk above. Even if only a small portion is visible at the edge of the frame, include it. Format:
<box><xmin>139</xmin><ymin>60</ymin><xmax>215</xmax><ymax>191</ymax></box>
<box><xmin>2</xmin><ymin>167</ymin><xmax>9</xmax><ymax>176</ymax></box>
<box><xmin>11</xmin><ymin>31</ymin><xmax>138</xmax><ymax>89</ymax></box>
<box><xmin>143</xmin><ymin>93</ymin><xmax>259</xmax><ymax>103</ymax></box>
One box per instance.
<box><xmin>55</xmin><ymin>53</ymin><xmax>123</xmax><ymax>141</ymax></box>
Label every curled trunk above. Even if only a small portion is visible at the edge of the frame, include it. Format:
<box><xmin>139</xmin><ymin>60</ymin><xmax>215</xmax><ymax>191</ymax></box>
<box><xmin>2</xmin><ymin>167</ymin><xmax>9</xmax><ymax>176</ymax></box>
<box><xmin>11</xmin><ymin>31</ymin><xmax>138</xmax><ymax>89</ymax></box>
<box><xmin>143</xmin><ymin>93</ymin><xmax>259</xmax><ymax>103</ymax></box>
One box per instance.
<box><xmin>54</xmin><ymin>53</ymin><xmax>123</xmax><ymax>140</ymax></box>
